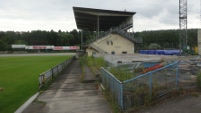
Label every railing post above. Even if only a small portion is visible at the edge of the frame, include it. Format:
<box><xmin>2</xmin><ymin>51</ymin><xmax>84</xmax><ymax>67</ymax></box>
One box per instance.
<box><xmin>39</xmin><ymin>74</ymin><xmax>42</xmax><ymax>90</ymax></box>
<box><xmin>65</xmin><ymin>60</ymin><xmax>68</xmax><ymax>66</ymax></box>
<box><xmin>176</xmin><ymin>62</ymin><xmax>179</xmax><ymax>87</ymax></box>
<box><xmin>38</xmin><ymin>73</ymin><xmax>47</xmax><ymax>90</ymax></box>
<box><xmin>57</xmin><ymin>65</ymin><xmax>59</xmax><ymax>75</ymax></box>
<box><xmin>112</xmin><ymin>77</ymin><xmax>114</xmax><ymax>93</ymax></box>
<box><xmin>51</xmin><ymin>68</ymin><xmax>54</xmax><ymax>78</ymax></box>
<box><xmin>120</xmin><ymin>82</ymin><xmax>124</xmax><ymax>110</ymax></box>
<box><xmin>149</xmin><ymin>73</ymin><xmax>153</xmax><ymax>97</ymax></box>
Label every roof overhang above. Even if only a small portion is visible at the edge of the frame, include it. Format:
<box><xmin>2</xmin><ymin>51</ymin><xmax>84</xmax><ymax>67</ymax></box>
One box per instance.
<box><xmin>73</xmin><ymin>7</ymin><xmax>136</xmax><ymax>31</ymax></box>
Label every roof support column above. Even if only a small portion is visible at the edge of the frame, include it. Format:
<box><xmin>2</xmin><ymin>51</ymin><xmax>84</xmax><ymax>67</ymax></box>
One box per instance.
<box><xmin>133</xmin><ymin>26</ymin><xmax>134</xmax><ymax>37</ymax></box>
<box><xmin>97</xmin><ymin>15</ymin><xmax>100</xmax><ymax>40</ymax></box>
<box><xmin>80</xmin><ymin>29</ymin><xmax>83</xmax><ymax>49</ymax></box>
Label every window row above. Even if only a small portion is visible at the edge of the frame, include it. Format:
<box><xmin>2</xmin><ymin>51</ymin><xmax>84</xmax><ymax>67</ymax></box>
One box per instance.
<box><xmin>107</xmin><ymin>41</ymin><xmax>113</xmax><ymax>45</ymax></box>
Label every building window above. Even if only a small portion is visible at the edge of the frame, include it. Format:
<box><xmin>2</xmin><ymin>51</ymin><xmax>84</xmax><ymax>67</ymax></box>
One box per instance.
<box><xmin>122</xmin><ymin>51</ymin><xmax>127</xmax><ymax>54</ymax></box>
<box><xmin>111</xmin><ymin>41</ymin><xmax>113</xmax><ymax>45</ymax></box>
<box><xmin>107</xmin><ymin>41</ymin><xmax>109</xmax><ymax>45</ymax></box>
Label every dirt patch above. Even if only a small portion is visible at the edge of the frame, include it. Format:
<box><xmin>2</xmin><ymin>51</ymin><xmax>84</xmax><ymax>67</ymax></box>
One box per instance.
<box><xmin>0</xmin><ymin>87</ymin><xmax>3</xmax><ymax>92</ymax></box>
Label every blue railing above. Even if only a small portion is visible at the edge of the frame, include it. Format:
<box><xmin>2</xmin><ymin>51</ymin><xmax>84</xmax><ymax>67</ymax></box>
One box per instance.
<box><xmin>100</xmin><ymin>68</ymin><xmax>124</xmax><ymax>109</ymax></box>
<box><xmin>100</xmin><ymin>61</ymin><xmax>180</xmax><ymax>110</ymax></box>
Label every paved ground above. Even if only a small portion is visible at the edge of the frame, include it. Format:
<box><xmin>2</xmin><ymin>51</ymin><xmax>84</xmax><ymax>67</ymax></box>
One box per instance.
<box><xmin>23</xmin><ymin>60</ymin><xmax>111</xmax><ymax>113</ymax></box>
<box><xmin>83</xmin><ymin>67</ymin><xmax>97</xmax><ymax>83</ymax></box>
<box><xmin>135</xmin><ymin>93</ymin><xmax>201</xmax><ymax>113</ymax></box>
<box><xmin>20</xmin><ymin>54</ymin><xmax>201</xmax><ymax>113</ymax></box>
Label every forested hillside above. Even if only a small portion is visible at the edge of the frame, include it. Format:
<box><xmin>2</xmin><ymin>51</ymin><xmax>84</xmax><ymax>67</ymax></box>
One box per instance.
<box><xmin>0</xmin><ymin>29</ymin><xmax>93</xmax><ymax>51</ymax></box>
<box><xmin>0</xmin><ymin>29</ymin><xmax>198</xmax><ymax>51</ymax></box>
<box><xmin>135</xmin><ymin>29</ymin><xmax>198</xmax><ymax>49</ymax></box>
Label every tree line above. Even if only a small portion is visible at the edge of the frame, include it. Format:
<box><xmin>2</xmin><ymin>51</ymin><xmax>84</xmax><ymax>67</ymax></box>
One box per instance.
<box><xmin>0</xmin><ymin>29</ymin><xmax>94</xmax><ymax>51</ymax></box>
<box><xmin>0</xmin><ymin>28</ymin><xmax>198</xmax><ymax>51</ymax></box>
<box><xmin>135</xmin><ymin>29</ymin><xmax>198</xmax><ymax>50</ymax></box>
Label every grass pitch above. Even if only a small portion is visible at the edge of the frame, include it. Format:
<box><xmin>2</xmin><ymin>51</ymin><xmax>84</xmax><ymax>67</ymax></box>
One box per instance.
<box><xmin>0</xmin><ymin>55</ymin><xmax>72</xmax><ymax>113</ymax></box>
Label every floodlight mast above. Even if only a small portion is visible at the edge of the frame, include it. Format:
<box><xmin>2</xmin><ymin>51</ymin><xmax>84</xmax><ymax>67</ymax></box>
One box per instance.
<box><xmin>179</xmin><ymin>0</ymin><xmax>188</xmax><ymax>54</ymax></box>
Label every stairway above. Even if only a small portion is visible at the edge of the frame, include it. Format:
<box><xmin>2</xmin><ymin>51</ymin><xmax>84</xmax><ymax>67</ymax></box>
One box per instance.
<box><xmin>89</xmin><ymin>43</ymin><xmax>106</xmax><ymax>54</ymax></box>
<box><xmin>115</xmin><ymin>30</ymin><xmax>142</xmax><ymax>43</ymax></box>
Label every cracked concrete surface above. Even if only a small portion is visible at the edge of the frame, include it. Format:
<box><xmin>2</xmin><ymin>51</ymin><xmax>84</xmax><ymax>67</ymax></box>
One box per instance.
<box><xmin>23</xmin><ymin>60</ymin><xmax>111</xmax><ymax>113</ymax></box>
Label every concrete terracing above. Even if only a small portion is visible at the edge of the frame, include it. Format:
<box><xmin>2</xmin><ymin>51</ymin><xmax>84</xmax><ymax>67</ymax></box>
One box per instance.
<box><xmin>103</xmin><ymin>54</ymin><xmax>165</xmax><ymax>66</ymax></box>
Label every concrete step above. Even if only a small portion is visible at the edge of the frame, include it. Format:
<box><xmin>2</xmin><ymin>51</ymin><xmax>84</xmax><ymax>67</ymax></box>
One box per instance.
<box><xmin>83</xmin><ymin>66</ymin><xmax>98</xmax><ymax>83</ymax></box>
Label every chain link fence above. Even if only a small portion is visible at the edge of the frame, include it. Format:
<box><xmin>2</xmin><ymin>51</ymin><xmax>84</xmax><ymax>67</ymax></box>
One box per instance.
<box><xmin>101</xmin><ymin>61</ymin><xmax>198</xmax><ymax>110</ymax></box>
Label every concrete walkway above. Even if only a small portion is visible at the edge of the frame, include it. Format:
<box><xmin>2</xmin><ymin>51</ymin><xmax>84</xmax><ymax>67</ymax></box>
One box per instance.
<box><xmin>23</xmin><ymin>60</ymin><xmax>111</xmax><ymax>113</ymax></box>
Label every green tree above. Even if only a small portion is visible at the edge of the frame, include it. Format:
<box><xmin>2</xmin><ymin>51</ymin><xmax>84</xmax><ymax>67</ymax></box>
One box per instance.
<box><xmin>0</xmin><ymin>40</ymin><xmax>6</xmax><ymax>51</ymax></box>
<box><xmin>148</xmin><ymin>43</ymin><xmax>162</xmax><ymax>50</ymax></box>
<box><xmin>15</xmin><ymin>40</ymin><xmax>27</xmax><ymax>45</ymax></box>
<box><xmin>57</xmin><ymin>32</ymin><xmax>73</xmax><ymax>46</ymax></box>
<box><xmin>70</xmin><ymin>29</ymin><xmax>80</xmax><ymax>45</ymax></box>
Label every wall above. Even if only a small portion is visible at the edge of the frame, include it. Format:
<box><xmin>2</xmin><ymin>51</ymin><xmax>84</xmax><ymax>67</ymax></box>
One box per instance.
<box><xmin>92</xmin><ymin>34</ymin><xmax>134</xmax><ymax>55</ymax></box>
<box><xmin>198</xmin><ymin>29</ymin><xmax>201</xmax><ymax>55</ymax></box>
<box><xmin>86</xmin><ymin>47</ymin><xmax>99</xmax><ymax>56</ymax></box>
<box><xmin>194</xmin><ymin>47</ymin><xmax>198</xmax><ymax>54</ymax></box>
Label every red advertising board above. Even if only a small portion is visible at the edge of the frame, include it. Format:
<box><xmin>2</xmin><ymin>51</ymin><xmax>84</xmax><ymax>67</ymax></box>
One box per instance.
<box><xmin>53</xmin><ymin>46</ymin><xmax>63</xmax><ymax>50</ymax></box>
<box><xmin>26</xmin><ymin>45</ymin><xmax>53</xmax><ymax>49</ymax></box>
<box><xmin>70</xmin><ymin>46</ymin><xmax>80</xmax><ymax>50</ymax></box>
<box><xmin>33</xmin><ymin>46</ymin><xmax>47</xmax><ymax>49</ymax></box>
<box><xmin>21</xmin><ymin>45</ymin><xmax>79</xmax><ymax>50</ymax></box>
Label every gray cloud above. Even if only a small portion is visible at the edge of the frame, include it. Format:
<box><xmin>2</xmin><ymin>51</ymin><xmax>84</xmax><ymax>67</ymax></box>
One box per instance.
<box><xmin>0</xmin><ymin>0</ymin><xmax>200</xmax><ymax>31</ymax></box>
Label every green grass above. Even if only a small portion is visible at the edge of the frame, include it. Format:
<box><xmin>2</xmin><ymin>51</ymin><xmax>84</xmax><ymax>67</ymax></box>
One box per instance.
<box><xmin>110</xmin><ymin>67</ymin><xmax>136</xmax><ymax>81</ymax></box>
<box><xmin>197</xmin><ymin>71</ymin><xmax>201</xmax><ymax>89</ymax></box>
<box><xmin>79</xmin><ymin>55</ymin><xmax>107</xmax><ymax>68</ymax></box>
<box><xmin>79</xmin><ymin>55</ymin><xmax>107</xmax><ymax>77</ymax></box>
<box><xmin>0</xmin><ymin>55</ymin><xmax>72</xmax><ymax>113</ymax></box>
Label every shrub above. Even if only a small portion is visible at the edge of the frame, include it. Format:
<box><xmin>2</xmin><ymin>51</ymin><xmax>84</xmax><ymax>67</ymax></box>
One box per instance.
<box><xmin>79</xmin><ymin>55</ymin><xmax>107</xmax><ymax>68</ymax></box>
<box><xmin>148</xmin><ymin>43</ymin><xmax>162</xmax><ymax>50</ymax></box>
<box><xmin>109</xmin><ymin>67</ymin><xmax>136</xmax><ymax>81</ymax></box>
<box><xmin>79</xmin><ymin>55</ymin><xmax>88</xmax><ymax>67</ymax></box>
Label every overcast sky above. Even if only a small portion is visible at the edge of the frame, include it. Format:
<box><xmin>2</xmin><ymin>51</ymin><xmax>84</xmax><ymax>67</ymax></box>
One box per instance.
<box><xmin>0</xmin><ymin>0</ymin><xmax>200</xmax><ymax>32</ymax></box>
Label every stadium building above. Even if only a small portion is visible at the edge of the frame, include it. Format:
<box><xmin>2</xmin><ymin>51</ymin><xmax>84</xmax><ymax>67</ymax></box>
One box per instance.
<box><xmin>73</xmin><ymin>7</ymin><xmax>142</xmax><ymax>56</ymax></box>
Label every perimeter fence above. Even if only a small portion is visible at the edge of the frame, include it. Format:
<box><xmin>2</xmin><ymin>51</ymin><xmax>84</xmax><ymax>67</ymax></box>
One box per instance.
<box><xmin>39</xmin><ymin>56</ymin><xmax>75</xmax><ymax>89</ymax></box>
<box><xmin>101</xmin><ymin>61</ymin><xmax>197</xmax><ymax>110</ymax></box>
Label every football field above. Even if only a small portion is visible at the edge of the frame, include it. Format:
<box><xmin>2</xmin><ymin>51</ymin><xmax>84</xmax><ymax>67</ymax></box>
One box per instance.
<box><xmin>0</xmin><ymin>55</ymin><xmax>72</xmax><ymax>113</ymax></box>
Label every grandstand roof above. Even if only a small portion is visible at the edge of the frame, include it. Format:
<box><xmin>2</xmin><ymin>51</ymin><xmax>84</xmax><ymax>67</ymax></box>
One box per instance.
<box><xmin>73</xmin><ymin>7</ymin><xmax>136</xmax><ymax>31</ymax></box>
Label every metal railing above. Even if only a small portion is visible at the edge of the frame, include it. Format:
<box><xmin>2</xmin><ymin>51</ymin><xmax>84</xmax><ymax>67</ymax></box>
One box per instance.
<box><xmin>114</xmin><ymin>30</ymin><xmax>142</xmax><ymax>43</ymax></box>
<box><xmin>89</xmin><ymin>43</ymin><xmax>106</xmax><ymax>54</ymax></box>
<box><xmin>85</xmin><ymin>23</ymin><xmax>142</xmax><ymax>45</ymax></box>
<box><xmin>101</xmin><ymin>67</ymin><xmax>124</xmax><ymax>109</ymax></box>
<box><xmin>100</xmin><ymin>61</ymin><xmax>189</xmax><ymax>110</ymax></box>
<box><xmin>39</xmin><ymin>56</ymin><xmax>75</xmax><ymax>89</ymax></box>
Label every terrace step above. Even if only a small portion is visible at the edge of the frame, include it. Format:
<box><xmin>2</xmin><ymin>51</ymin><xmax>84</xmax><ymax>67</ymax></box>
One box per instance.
<box><xmin>83</xmin><ymin>66</ymin><xmax>98</xmax><ymax>83</ymax></box>
<box><xmin>89</xmin><ymin>43</ymin><xmax>106</xmax><ymax>54</ymax></box>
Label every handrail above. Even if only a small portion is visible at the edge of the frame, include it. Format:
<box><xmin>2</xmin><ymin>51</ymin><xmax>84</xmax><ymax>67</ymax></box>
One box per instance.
<box><xmin>123</xmin><ymin>61</ymin><xmax>179</xmax><ymax>83</ymax></box>
<box><xmin>85</xmin><ymin>23</ymin><xmax>142</xmax><ymax>45</ymax></box>
<box><xmin>38</xmin><ymin>56</ymin><xmax>75</xmax><ymax>90</ymax></box>
<box><xmin>100</xmin><ymin>61</ymin><xmax>179</xmax><ymax>110</ymax></box>
<box><xmin>90</xmin><ymin>43</ymin><xmax>105</xmax><ymax>53</ymax></box>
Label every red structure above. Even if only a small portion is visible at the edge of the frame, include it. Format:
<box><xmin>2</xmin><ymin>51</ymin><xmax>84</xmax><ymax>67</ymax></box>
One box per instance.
<box><xmin>143</xmin><ymin>62</ymin><xmax>166</xmax><ymax>73</ymax></box>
